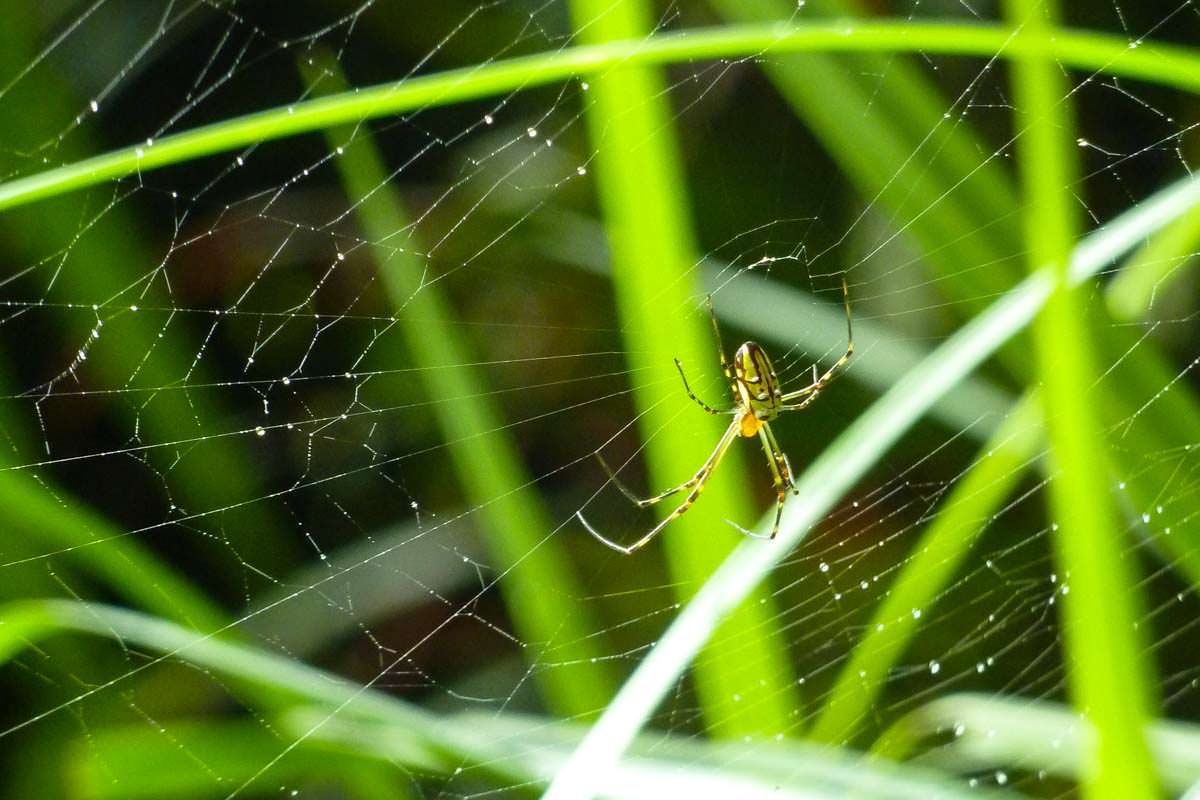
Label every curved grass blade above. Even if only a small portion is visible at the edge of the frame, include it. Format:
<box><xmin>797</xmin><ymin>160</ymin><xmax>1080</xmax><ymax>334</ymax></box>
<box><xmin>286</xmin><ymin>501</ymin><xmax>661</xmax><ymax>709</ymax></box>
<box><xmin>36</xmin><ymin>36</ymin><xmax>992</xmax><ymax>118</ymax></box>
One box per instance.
<box><xmin>0</xmin><ymin>22</ymin><xmax>1196</xmax><ymax>212</ymax></box>
<box><xmin>1107</xmin><ymin>199</ymin><xmax>1200</xmax><ymax>320</ymax></box>
<box><xmin>3</xmin><ymin>599</ymin><xmax>1015</xmax><ymax>800</ymax></box>
<box><xmin>877</xmin><ymin>693</ymin><xmax>1200</xmax><ymax>795</ymax></box>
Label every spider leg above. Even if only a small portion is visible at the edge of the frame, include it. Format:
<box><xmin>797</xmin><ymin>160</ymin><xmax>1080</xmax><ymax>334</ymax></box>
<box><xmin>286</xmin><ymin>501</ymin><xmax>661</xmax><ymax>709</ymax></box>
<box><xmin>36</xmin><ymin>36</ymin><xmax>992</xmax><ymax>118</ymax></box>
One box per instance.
<box><xmin>593</xmin><ymin>453</ymin><xmax>682</xmax><ymax>508</ymax></box>
<box><xmin>780</xmin><ymin>279</ymin><xmax>853</xmax><ymax>409</ymax></box>
<box><xmin>673</xmin><ymin>358</ymin><xmax>730</xmax><ymax>416</ymax></box>
<box><xmin>721</xmin><ymin>422</ymin><xmax>794</xmax><ymax>541</ymax></box>
<box><xmin>580</xmin><ymin>418</ymin><xmax>741</xmax><ymax>554</ymax></box>
<box><xmin>706</xmin><ymin>294</ymin><xmax>734</xmax><ymax>383</ymax></box>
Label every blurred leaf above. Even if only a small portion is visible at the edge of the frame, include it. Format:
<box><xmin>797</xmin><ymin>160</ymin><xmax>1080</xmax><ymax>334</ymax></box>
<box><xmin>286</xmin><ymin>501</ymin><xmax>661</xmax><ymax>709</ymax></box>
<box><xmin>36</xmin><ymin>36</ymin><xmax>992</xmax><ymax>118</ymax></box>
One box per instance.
<box><xmin>0</xmin><ymin>468</ymin><xmax>224</xmax><ymax>632</ymax></box>
<box><xmin>4</xmin><ymin>600</ymin><xmax>1019</xmax><ymax>800</ymax></box>
<box><xmin>70</xmin><ymin>720</ymin><xmax>404</xmax><ymax>800</ymax></box>
<box><xmin>879</xmin><ymin>693</ymin><xmax>1200</xmax><ymax>794</ymax></box>
<box><xmin>1006</xmin><ymin>2</ymin><xmax>1157</xmax><ymax>795</ymax></box>
<box><xmin>1107</xmin><ymin>199</ymin><xmax>1200</xmax><ymax>320</ymax></box>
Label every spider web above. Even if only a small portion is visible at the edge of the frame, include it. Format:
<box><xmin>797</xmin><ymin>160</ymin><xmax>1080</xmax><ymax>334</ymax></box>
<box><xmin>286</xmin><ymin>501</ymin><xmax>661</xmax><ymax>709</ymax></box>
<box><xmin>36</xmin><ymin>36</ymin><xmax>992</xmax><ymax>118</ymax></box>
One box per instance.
<box><xmin>0</xmin><ymin>1</ymin><xmax>1197</xmax><ymax>798</ymax></box>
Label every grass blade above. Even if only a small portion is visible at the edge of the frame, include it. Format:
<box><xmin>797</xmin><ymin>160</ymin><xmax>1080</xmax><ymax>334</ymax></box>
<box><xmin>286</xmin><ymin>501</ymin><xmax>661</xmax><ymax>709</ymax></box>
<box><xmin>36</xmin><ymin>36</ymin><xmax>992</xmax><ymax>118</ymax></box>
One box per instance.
<box><xmin>878</xmin><ymin>693</ymin><xmax>1200</xmax><ymax>794</ymax></box>
<box><xmin>809</xmin><ymin>394</ymin><xmax>1043</xmax><ymax>746</ymax></box>
<box><xmin>0</xmin><ymin>469</ymin><xmax>225</xmax><ymax>632</ymax></box>
<box><xmin>70</xmin><ymin>720</ymin><xmax>404</xmax><ymax>800</ymax></box>
<box><xmin>300</xmin><ymin>53</ymin><xmax>616</xmax><ymax>716</ymax></box>
<box><xmin>567</xmin><ymin>0</ymin><xmax>799</xmax><ymax>737</ymax></box>
<box><xmin>2</xmin><ymin>599</ymin><xmax>1014</xmax><ymax>800</ymax></box>
<box><xmin>1106</xmin><ymin>199</ymin><xmax>1200</xmax><ymax>320</ymax></box>
<box><xmin>1005</xmin><ymin>1</ymin><xmax>1157</xmax><ymax>795</ymax></box>
<box><xmin>0</xmin><ymin>22</ymin><xmax>1197</xmax><ymax>212</ymax></box>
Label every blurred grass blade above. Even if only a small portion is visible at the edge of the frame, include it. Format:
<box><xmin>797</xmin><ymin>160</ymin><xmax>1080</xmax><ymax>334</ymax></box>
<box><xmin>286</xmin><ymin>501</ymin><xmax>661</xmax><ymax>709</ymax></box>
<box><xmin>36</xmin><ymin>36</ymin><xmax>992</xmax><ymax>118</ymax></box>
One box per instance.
<box><xmin>4</xmin><ymin>600</ymin><xmax>1011</xmax><ymax>800</ymax></box>
<box><xmin>810</xmin><ymin>394</ymin><xmax>1043</xmax><ymax>746</ymax></box>
<box><xmin>1107</xmin><ymin>199</ymin><xmax>1200</xmax><ymax>320</ymax></box>
<box><xmin>300</xmin><ymin>53</ymin><xmax>615</xmax><ymax>716</ymax></box>
<box><xmin>306</xmin><ymin>709</ymin><xmax>1024</xmax><ymax>800</ymax></box>
<box><xmin>567</xmin><ymin>0</ymin><xmax>798</xmax><ymax>736</ymax></box>
<box><xmin>0</xmin><ymin>12</ymin><xmax>292</xmax><ymax>588</ymax></box>
<box><xmin>1005</xmin><ymin>1</ymin><xmax>1158</xmax><ymax>796</ymax></box>
<box><xmin>1</xmin><ymin>22</ymin><xmax>1198</xmax><ymax>212</ymax></box>
<box><xmin>0</xmin><ymin>469</ymin><xmax>225</xmax><ymax>632</ymax></box>
<box><xmin>878</xmin><ymin>693</ymin><xmax>1200</xmax><ymax>794</ymax></box>
<box><xmin>74</xmin><ymin>706</ymin><xmax>1020</xmax><ymax>800</ymax></box>
<box><xmin>241</xmin><ymin>514</ymin><xmax>483</xmax><ymax>656</ymax></box>
<box><xmin>0</xmin><ymin>599</ymin><xmax>476</xmax><ymax>767</ymax></box>
<box><xmin>542</xmin><ymin>171</ymin><xmax>1200</xmax><ymax>800</ymax></box>
<box><xmin>71</xmin><ymin>720</ymin><xmax>404</xmax><ymax>800</ymax></box>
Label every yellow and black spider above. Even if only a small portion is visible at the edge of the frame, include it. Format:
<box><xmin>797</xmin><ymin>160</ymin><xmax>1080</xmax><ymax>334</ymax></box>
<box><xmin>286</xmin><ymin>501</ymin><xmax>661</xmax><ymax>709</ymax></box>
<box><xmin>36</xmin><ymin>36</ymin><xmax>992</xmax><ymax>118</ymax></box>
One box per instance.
<box><xmin>578</xmin><ymin>281</ymin><xmax>853</xmax><ymax>554</ymax></box>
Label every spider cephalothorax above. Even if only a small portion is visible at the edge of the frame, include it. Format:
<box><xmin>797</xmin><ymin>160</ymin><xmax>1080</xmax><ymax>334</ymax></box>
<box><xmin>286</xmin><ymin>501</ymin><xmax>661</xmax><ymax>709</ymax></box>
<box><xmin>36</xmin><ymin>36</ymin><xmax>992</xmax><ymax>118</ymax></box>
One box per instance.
<box><xmin>578</xmin><ymin>281</ymin><xmax>853</xmax><ymax>554</ymax></box>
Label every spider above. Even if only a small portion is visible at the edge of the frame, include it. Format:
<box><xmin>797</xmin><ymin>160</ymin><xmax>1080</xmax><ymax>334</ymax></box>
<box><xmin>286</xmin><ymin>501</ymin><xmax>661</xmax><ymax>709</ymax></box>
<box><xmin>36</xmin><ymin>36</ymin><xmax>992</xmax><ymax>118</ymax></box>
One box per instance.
<box><xmin>578</xmin><ymin>281</ymin><xmax>853</xmax><ymax>554</ymax></box>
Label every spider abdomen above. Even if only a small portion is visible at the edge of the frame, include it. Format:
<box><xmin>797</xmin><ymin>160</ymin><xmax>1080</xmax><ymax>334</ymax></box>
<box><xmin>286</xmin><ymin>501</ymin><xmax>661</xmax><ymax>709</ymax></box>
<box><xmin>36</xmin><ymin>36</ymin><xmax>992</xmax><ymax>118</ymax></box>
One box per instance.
<box><xmin>733</xmin><ymin>341</ymin><xmax>782</xmax><ymax>426</ymax></box>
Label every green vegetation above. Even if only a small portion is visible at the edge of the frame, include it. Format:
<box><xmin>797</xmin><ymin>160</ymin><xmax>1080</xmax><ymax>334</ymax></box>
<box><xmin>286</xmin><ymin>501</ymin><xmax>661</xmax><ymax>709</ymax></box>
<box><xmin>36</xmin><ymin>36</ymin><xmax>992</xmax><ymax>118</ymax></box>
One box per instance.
<box><xmin>0</xmin><ymin>3</ymin><xmax>1197</xmax><ymax>798</ymax></box>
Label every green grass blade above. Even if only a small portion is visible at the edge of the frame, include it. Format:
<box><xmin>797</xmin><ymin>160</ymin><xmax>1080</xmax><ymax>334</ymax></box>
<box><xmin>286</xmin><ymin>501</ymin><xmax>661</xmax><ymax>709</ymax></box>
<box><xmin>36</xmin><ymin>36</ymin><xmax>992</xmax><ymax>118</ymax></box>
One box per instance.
<box><xmin>0</xmin><ymin>13</ymin><xmax>292</xmax><ymax>586</ymax></box>
<box><xmin>0</xmin><ymin>469</ymin><xmax>225</xmax><ymax>632</ymax></box>
<box><xmin>70</xmin><ymin>720</ymin><xmax>405</xmax><ymax>800</ymax></box>
<box><xmin>1</xmin><ymin>599</ymin><xmax>1009</xmax><ymax>800</ymax></box>
<box><xmin>1005</xmin><ymin>1</ymin><xmax>1158</xmax><ymax>796</ymax></box>
<box><xmin>311</xmin><ymin>709</ymin><xmax>1025</xmax><ymax>800</ymax></box>
<box><xmin>0</xmin><ymin>600</ymin><xmax>450</xmax><ymax>754</ymax></box>
<box><xmin>809</xmin><ymin>394</ymin><xmax>1043</xmax><ymax>746</ymax></box>
<box><xmin>300</xmin><ymin>53</ymin><xmax>615</xmax><ymax>717</ymax></box>
<box><xmin>541</xmin><ymin>171</ymin><xmax>1200</xmax><ymax>800</ymax></box>
<box><xmin>1107</xmin><ymin>199</ymin><xmax>1200</xmax><ymax>320</ymax></box>
<box><xmin>0</xmin><ymin>22</ymin><xmax>1198</xmax><ymax>213</ymax></box>
<box><xmin>567</xmin><ymin>0</ymin><xmax>798</xmax><ymax>737</ymax></box>
<box><xmin>878</xmin><ymin>694</ymin><xmax>1200</xmax><ymax>795</ymax></box>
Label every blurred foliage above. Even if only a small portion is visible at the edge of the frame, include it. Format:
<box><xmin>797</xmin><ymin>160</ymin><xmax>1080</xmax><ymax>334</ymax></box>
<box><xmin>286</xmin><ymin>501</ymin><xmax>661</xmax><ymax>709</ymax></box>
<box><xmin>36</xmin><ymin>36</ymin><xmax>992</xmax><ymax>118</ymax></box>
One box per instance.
<box><xmin>0</xmin><ymin>1</ymin><xmax>1197</xmax><ymax>798</ymax></box>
